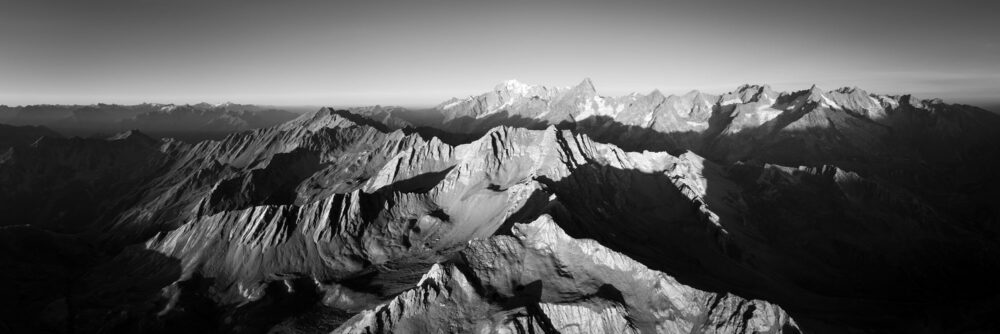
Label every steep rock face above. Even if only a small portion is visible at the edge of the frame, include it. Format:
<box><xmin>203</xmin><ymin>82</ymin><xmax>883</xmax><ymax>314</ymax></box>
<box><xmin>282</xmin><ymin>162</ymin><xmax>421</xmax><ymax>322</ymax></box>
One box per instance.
<box><xmin>95</xmin><ymin>115</ymin><xmax>804</xmax><ymax>333</ymax></box>
<box><xmin>106</xmin><ymin>110</ymin><xmax>440</xmax><ymax>242</ymax></box>
<box><xmin>138</xmin><ymin>123</ymin><xmax>631</xmax><ymax>298</ymax></box>
<box><xmin>344</xmin><ymin>81</ymin><xmax>1000</xmax><ymax>291</ymax></box>
<box><xmin>535</xmin><ymin>148</ymin><xmax>1000</xmax><ymax>332</ymax></box>
<box><xmin>705</xmin><ymin>85</ymin><xmax>895</xmax><ymax>166</ymax></box>
<box><xmin>4</xmin><ymin>80</ymin><xmax>1000</xmax><ymax>334</ymax></box>
<box><xmin>346</xmin><ymin>79</ymin><xmax>1000</xmax><ymax>169</ymax></box>
<box><xmin>336</xmin><ymin>216</ymin><xmax>796</xmax><ymax>334</ymax></box>
<box><xmin>416</xmin><ymin>100</ymin><xmax>999</xmax><ymax>331</ymax></box>
<box><xmin>332</xmin><ymin>263</ymin><xmax>490</xmax><ymax>333</ymax></box>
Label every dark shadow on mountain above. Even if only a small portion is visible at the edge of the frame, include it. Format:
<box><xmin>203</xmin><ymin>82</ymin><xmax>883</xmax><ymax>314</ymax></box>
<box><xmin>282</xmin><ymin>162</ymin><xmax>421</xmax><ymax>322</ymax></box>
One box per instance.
<box><xmin>571</xmin><ymin>116</ymin><xmax>702</xmax><ymax>154</ymax></box>
<box><xmin>73</xmin><ymin>254</ymin><xmax>332</xmax><ymax>334</ymax></box>
<box><xmin>722</xmin><ymin>160</ymin><xmax>1000</xmax><ymax>333</ymax></box>
<box><xmin>206</xmin><ymin>148</ymin><xmax>324</xmax><ymax>214</ymax></box>
<box><xmin>0</xmin><ymin>225</ymin><xmax>100</xmax><ymax>334</ymax></box>
<box><xmin>70</xmin><ymin>248</ymin><xmax>185</xmax><ymax>334</ymax></box>
<box><xmin>339</xmin><ymin>108</ymin><xmax>703</xmax><ymax>153</ymax></box>
<box><xmin>5</xmin><ymin>102</ymin><xmax>999</xmax><ymax>333</ymax></box>
<box><xmin>702</xmin><ymin>104</ymin><xmax>1000</xmax><ymax>243</ymax></box>
<box><xmin>491</xmin><ymin>187</ymin><xmax>552</xmax><ymax>238</ymax></box>
<box><xmin>0</xmin><ymin>228</ymin><xmax>185</xmax><ymax>334</ymax></box>
<box><xmin>332</xmin><ymin>106</ymin><xmax>1000</xmax><ymax>330</ymax></box>
<box><xmin>534</xmin><ymin>167</ymin><xmax>738</xmax><ymax>294</ymax></box>
<box><xmin>327</xmin><ymin>108</ymin><xmax>477</xmax><ymax>146</ymax></box>
<box><xmin>490</xmin><ymin>280</ymin><xmax>561</xmax><ymax>334</ymax></box>
<box><xmin>403</xmin><ymin>125</ymin><xmax>481</xmax><ymax>146</ymax></box>
<box><xmin>335</xmin><ymin>249</ymin><xmax>449</xmax><ymax>301</ymax></box>
<box><xmin>372</xmin><ymin>166</ymin><xmax>455</xmax><ymax>194</ymax></box>
<box><xmin>326</xmin><ymin>108</ymin><xmax>394</xmax><ymax>132</ymax></box>
<box><xmin>498</xmin><ymin>280</ymin><xmax>545</xmax><ymax>310</ymax></box>
<box><xmin>537</xmin><ymin>153</ymin><xmax>1000</xmax><ymax>333</ymax></box>
<box><xmin>215</xmin><ymin>278</ymin><xmax>327</xmax><ymax>334</ymax></box>
<box><xmin>0</xmin><ymin>134</ymin><xmax>172</xmax><ymax>234</ymax></box>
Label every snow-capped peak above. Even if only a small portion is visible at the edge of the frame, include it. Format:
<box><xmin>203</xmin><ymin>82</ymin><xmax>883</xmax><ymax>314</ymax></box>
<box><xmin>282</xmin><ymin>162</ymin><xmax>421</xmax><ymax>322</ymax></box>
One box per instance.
<box><xmin>497</xmin><ymin>79</ymin><xmax>534</xmax><ymax>96</ymax></box>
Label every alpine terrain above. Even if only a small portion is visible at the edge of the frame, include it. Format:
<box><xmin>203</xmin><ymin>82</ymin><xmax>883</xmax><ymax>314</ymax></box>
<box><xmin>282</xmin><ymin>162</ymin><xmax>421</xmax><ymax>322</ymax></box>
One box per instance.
<box><xmin>1</xmin><ymin>79</ymin><xmax>999</xmax><ymax>334</ymax></box>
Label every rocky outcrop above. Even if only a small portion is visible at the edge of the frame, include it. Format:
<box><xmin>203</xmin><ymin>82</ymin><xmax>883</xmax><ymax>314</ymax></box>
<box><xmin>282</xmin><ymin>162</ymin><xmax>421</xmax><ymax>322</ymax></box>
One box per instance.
<box><xmin>3</xmin><ymin>80</ymin><xmax>999</xmax><ymax>333</ymax></box>
<box><xmin>336</xmin><ymin>215</ymin><xmax>796</xmax><ymax>334</ymax></box>
<box><xmin>347</xmin><ymin>79</ymin><xmax>1000</xmax><ymax>167</ymax></box>
<box><xmin>105</xmin><ymin>115</ymin><xmax>809</xmax><ymax>333</ymax></box>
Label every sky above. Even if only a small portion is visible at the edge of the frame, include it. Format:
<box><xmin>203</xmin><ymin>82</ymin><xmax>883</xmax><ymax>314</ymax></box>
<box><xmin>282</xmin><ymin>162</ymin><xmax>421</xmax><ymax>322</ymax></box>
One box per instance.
<box><xmin>1</xmin><ymin>0</ymin><xmax>998</xmax><ymax>109</ymax></box>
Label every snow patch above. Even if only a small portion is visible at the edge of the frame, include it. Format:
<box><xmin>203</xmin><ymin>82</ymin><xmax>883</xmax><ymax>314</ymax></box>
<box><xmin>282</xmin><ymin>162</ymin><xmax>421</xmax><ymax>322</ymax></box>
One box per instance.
<box><xmin>753</xmin><ymin>106</ymin><xmax>783</xmax><ymax>123</ymax></box>
<box><xmin>576</xmin><ymin>95</ymin><xmax>620</xmax><ymax>120</ymax></box>
<box><xmin>642</xmin><ymin>111</ymin><xmax>655</xmax><ymax>126</ymax></box>
<box><xmin>575</xmin><ymin>108</ymin><xmax>595</xmax><ymax>121</ymax></box>
<box><xmin>764</xmin><ymin>96</ymin><xmax>777</xmax><ymax>106</ymax></box>
<box><xmin>720</xmin><ymin>98</ymin><xmax>742</xmax><ymax>106</ymax></box>
<box><xmin>501</xmin><ymin>79</ymin><xmax>533</xmax><ymax>96</ymax></box>
<box><xmin>821</xmin><ymin>95</ymin><xmax>840</xmax><ymax>109</ymax></box>
<box><xmin>440</xmin><ymin>99</ymin><xmax>465</xmax><ymax>110</ymax></box>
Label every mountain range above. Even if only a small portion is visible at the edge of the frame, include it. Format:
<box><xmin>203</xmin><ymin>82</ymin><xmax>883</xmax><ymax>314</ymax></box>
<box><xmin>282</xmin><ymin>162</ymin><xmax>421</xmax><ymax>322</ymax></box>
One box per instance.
<box><xmin>0</xmin><ymin>103</ymin><xmax>301</xmax><ymax>142</ymax></box>
<box><xmin>1</xmin><ymin>79</ymin><xmax>999</xmax><ymax>333</ymax></box>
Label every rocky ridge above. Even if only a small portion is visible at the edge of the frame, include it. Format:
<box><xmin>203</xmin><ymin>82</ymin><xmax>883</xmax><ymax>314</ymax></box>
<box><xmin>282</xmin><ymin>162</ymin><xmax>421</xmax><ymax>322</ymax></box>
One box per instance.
<box><xmin>1</xmin><ymin>80</ymin><xmax>998</xmax><ymax>333</ymax></box>
<box><xmin>1</xmin><ymin>107</ymin><xmax>803</xmax><ymax>333</ymax></box>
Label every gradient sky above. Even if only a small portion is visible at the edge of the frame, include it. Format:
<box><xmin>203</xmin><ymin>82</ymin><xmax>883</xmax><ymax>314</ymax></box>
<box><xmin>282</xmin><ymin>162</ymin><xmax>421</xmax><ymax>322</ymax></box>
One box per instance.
<box><xmin>1</xmin><ymin>0</ymin><xmax>998</xmax><ymax>108</ymax></box>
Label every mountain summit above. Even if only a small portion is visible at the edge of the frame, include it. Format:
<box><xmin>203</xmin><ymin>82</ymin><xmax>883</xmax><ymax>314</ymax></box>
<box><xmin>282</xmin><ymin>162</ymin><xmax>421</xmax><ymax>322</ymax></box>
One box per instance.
<box><xmin>2</xmin><ymin>79</ymin><xmax>999</xmax><ymax>333</ymax></box>
<box><xmin>351</xmin><ymin>78</ymin><xmax>1000</xmax><ymax>161</ymax></box>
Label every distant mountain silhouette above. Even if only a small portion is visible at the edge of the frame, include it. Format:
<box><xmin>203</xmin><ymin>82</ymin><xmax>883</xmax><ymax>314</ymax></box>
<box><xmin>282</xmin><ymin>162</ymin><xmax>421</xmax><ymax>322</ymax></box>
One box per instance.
<box><xmin>1</xmin><ymin>103</ymin><xmax>299</xmax><ymax>142</ymax></box>
<box><xmin>2</xmin><ymin>80</ymin><xmax>999</xmax><ymax>333</ymax></box>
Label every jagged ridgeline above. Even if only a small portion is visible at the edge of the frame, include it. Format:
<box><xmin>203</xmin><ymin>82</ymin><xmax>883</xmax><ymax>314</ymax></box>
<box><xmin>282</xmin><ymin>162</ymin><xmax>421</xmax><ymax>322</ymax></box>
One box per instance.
<box><xmin>1</xmin><ymin>79</ymin><xmax>999</xmax><ymax>333</ymax></box>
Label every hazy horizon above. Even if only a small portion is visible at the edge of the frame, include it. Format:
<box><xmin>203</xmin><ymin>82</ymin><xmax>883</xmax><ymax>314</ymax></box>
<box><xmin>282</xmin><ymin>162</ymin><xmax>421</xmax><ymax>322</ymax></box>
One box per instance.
<box><xmin>2</xmin><ymin>0</ymin><xmax>998</xmax><ymax>108</ymax></box>
<box><xmin>2</xmin><ymin>79</ymin><xmax>999</xmax><ymax>114</ymax></box>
